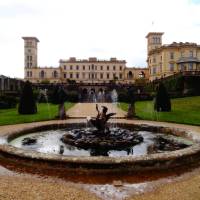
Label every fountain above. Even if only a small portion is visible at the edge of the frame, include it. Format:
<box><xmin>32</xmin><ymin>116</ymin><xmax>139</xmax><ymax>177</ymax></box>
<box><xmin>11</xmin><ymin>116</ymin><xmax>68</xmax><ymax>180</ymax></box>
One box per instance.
<box><xmin>61</xmin><ymin>104</ymin><xmax>143</xmax><ymax>151</ymax></box>
<box><xmin>0</xmin><ymin>102</ymin><xmax>200</xmax><ymax>173</ymax></box>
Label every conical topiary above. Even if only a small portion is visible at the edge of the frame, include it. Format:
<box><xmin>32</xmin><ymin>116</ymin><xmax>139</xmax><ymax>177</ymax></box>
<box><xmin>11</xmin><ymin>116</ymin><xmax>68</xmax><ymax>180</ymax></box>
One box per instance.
<box><xmin>18</xmin><ymin>81</ymin><xmax>37</xmax><ymax>114</ymax></box>
<box><xmin>154</xmin><ymin>82</ymin><xmax>171</xmax><ymax>112</ymax></box>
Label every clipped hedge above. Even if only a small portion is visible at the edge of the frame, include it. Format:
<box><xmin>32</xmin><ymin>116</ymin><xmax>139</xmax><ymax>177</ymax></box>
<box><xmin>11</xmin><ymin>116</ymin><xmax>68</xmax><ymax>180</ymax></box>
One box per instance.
<box><xmin>0</xmin><ymin>95</ymin><xmax>18</xmax><ymax>109</ymax></box>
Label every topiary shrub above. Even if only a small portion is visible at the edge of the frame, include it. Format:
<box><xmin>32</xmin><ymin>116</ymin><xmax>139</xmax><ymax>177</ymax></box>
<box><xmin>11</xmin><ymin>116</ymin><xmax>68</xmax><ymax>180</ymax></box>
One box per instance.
<box><xmin>154</xmin><ymin>82</ymin><xmax>171</xmax><ymax>112</ymax></box>
<box><xmin>18</xmin><ymin>81</ymin><xmax>37</xmax><ymax>114</ymax></box>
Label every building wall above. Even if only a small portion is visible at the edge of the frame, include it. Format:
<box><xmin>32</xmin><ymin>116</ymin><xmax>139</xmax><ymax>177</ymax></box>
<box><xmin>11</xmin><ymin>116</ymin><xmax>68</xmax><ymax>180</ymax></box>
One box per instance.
<box><xmin>22</xmin><ymin>38</ymin><xmax>149</xmax><ymax>83</ymax></box>
<box><xmin>147</xmin><ymin>33</ymin><xmax>200</xmax><ymax>81</ymax></box>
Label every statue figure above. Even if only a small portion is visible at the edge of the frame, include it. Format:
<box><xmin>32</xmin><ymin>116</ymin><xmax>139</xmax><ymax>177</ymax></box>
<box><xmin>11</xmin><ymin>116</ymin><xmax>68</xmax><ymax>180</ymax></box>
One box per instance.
<box><xmin>89</xmin><ymin>104</ymin><xmax>116</xmax><ymax>133</ymax></box>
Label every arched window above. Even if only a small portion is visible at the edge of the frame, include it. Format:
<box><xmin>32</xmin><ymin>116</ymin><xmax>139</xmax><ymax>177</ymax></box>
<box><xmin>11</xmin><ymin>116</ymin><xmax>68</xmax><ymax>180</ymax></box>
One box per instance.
<box><xmin>40</xmin><ymin>70</ymin><xmax>45</xmax><ymax>78</ymax></box>
<box><xmin>139</xmin><ymin>71</ymin><xmax>145</xmax><ymax>78</ymax></box>
<box><xmin>127</xmin><ymin>71</ymin><xmax>133</xmax><ymax>79</ymax></box>
<box><xmin>52</xmin><ymin>70</ymin><xmax>58</xmax><ymax>78</ymax></box>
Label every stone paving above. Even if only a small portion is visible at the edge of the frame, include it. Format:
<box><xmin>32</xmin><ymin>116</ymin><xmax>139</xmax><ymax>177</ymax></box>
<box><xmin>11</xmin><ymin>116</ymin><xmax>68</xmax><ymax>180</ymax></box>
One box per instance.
<box><xmin>66</xmin><ymin>103</ymin><xmax>127</xmax><ymax>118</ymax></box>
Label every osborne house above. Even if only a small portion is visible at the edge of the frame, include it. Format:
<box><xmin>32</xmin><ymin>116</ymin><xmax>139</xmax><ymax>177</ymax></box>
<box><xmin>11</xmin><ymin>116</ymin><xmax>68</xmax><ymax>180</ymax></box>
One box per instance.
<box><xmin>23</xmin><ymin>37</ymin><xmax>148</xmax><ymax>84</ymax></box>
<box><xmin>23</xmin><ymin>32</ymin><xmax>200</xmax><ymax>84</ymax></box>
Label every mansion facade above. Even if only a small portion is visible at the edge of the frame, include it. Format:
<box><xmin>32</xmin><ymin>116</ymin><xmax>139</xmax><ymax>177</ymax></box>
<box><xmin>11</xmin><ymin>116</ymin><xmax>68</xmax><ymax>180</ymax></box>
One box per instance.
<box><xmin>146</xmin><ymin>32</ymin><xmax>200</xmax><ymax>81</ymax></box>
<box><xmin>23</xmin><ymin>37</ymin><xmax>148</xmax><ymax>84</ymax></box>
<box><xmin>23</xmin><ymin>32</ymin><xmax>200</xmax><ymax>83</ymax></box>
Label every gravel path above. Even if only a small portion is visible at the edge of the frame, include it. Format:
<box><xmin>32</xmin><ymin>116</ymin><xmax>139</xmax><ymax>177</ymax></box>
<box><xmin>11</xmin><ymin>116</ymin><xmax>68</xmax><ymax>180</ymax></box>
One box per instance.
<box><xmin>0</xmin><ymin>175</ymin><xmax>101</xmax><ymax>200</ymax></box>
<box><xmin>66</xmin><ymin>103</ymin><xmax>126</xmax><ymax>118</ymax></box>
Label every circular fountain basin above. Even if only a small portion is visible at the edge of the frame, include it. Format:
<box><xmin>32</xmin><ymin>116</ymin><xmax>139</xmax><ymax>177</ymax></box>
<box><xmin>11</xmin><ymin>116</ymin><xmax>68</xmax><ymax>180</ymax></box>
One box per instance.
<box><xmin>0</xmin><ymin>120</ymin><xmax>200</xmax><ymax>173</ymax></box>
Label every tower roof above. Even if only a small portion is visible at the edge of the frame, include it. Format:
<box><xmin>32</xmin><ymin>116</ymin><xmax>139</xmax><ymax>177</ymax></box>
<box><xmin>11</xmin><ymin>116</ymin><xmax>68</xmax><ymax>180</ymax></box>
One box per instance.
<box><xmin>146</xmin><ymin>32</ymin><xmax>164</xmax><ymax>38</ymax></box>
<box><xmin>22</xmin><ymin>37</ymin><xmax>39</xmax><ymax>42</ymax></box>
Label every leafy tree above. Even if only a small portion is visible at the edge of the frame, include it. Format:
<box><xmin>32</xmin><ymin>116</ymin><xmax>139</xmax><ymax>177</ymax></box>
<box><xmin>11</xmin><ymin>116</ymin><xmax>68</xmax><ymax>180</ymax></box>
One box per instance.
<box><xmin>18</xmin><ymin>81</ymin><xmax>37</xmax><ymax>114</ymax></box>
<box><xmin>154</xmin><ymin>82</ymin><xmax>171</xmax><ymax>112</ymax></box>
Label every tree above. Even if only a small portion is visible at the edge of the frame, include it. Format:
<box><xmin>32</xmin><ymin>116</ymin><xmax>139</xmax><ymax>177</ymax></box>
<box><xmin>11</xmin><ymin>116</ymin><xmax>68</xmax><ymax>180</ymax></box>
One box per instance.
<box><xmin>154</xmin><ymin>82</ymin><xmax>171</xmax><ymax>112</ymax></box>
<box><xmin>18</xmin><ymin>81</ymin><xmax>37</xmax><ymax>114</ymax></box>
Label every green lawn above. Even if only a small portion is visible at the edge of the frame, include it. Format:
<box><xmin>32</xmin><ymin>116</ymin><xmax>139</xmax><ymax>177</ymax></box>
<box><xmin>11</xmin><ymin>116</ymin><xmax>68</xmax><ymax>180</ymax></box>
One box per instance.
<box><xmin>0</xmin><ymin>102</ymin><xmax>74</xmax><ymax>126</ymax></box>
<box><xmin>119</xmin><ymin>96</ymin><xmax>200</xmax><ymax>126</ymax></box>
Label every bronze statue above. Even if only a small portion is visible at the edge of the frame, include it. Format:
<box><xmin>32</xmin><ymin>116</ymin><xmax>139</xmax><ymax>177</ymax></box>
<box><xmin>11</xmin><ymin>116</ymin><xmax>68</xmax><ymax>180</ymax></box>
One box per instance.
<box><xmin>89</xmin><ymin>104</ymin><xmax>116</xmax><ymax>133</ymax></box>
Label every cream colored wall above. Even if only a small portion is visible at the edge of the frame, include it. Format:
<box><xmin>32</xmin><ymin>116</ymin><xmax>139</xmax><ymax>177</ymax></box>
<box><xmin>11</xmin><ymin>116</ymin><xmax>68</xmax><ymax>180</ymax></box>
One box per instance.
<box><xmin>149</xmin><ymin>46</ymin><xmax>200</xmax><ymax>81</ymax></box>
<box><xmin>60</xmin><ymin>61</ymin><xmax>126</xmax><ymax>83</ymax></box>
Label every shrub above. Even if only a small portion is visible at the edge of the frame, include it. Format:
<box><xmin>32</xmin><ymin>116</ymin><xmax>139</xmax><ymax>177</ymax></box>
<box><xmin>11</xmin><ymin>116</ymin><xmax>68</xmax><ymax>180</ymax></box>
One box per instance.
<box><xmin>18</xmin><ymin>81</ymin><xmax>37</xmax><ymax>114</ymax></box>
<box><xmin>0</xmin><ymin>95</ymin><xmax>18</xmax><ymax>109</ymax></box>
<box><xmin>50</xmin><ymin>85</ymin><xmax>68</xmax><ymax>104</ymax></box>
<box><xmin>154</xmin><ymin>82</ymin><xmax>171</xmax><ymax>112</ymax></box>
<box><xmin>66</xmin><ymin>90</ymin><xmax>79</xmax><ymax>102</ymax></box>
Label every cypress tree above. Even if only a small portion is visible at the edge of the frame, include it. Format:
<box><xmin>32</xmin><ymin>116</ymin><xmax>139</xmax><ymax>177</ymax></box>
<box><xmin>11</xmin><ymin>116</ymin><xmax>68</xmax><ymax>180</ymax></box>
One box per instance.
<box><xmin>18</xmin><ymin>81</ymin><xmax>37</xmax><ymax>114</ymax></box>
<box><xmin>154</xmin><ymin>82</ymin><xmax>171</xmax><ymax>112</ymax></box>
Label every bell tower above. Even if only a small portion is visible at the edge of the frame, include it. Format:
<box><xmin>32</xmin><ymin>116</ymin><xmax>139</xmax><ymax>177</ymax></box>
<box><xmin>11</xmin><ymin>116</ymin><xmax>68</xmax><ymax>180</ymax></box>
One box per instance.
<box><xmin>22</xmin><ymin>37</ymin><xmax>39</xmax><ymax>69</ymax></box>
<box><xmin>146</xmin><ymin>32</ymin><xmax>164</xmax><ymax>54</ymax></box>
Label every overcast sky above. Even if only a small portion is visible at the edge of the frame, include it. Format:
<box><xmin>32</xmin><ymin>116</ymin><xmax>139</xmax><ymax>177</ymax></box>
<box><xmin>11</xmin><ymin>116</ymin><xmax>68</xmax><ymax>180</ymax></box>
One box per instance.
<box><xmin>0</xmin><ymin>0</ymin><xmax>200</xmax><ymax>78</ymax></box>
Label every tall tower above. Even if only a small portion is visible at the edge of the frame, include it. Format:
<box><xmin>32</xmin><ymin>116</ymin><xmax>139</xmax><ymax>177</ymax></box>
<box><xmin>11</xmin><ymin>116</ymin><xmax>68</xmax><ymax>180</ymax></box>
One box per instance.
<box><xmin>22</xmin><ymin>37</ymin><xmax>39</xmax><ymax>69</ymax></box>
<box><xmin>146</xmin><ymin>32</ymin><xmax>164</xmax><ymax>54</ymax></box>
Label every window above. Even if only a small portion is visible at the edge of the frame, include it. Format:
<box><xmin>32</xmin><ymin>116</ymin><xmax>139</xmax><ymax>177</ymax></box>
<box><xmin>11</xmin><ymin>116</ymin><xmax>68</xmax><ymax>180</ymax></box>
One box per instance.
<box><xmin>180</xmin><ymin>64</ymin><xmax>185</xmax><ymax>71</ymax></box>
<box><xmin>113</xmin><ymin>73</ymin><xmax>116</xmax><ymax>79</ymax></box>
<box><xmin>83</xmin><ymin>65</ymin><xmax>85</xmax><ymax>70</ymax></box>
<box><xmin>92</xmin><ymin>64</ymin><xmax>94</xmax><ymax>70</ymax></box>
<box><xmin>189</xmin><ymin>51</ymin><xmax>193</xmax><ymax>58</ymax></box>
<box><xmin>30</xmin><ymin>71</ymin><xmax>32</xmax><ymax>77</ymax></box>
<box><xmin>95</xmin><ymin>65</ymin><xmax>97</xmax><ymax>70</ymax></box>
<box><xmin>113</xmin><ymin>66</ymin><xmax>116</xmax><ymax>70</ymax></box>
<box><xmin>160</xmin><ymin>56</ymin><xmax>162</xmax><ymax>61</ymax></box>
<box><xmin>40</xmin><ymin>70</ymin><xmax>45</xmax><ymax>78</ymax></box>
<box><xmin>92</xmin><ymin>73</ymin><xmax>94</xmax><ymax>79</ymax></box>
<box><xmin>64</xmin><ymin>73</ymin><xmax>66</xmax><ymax>78</ymax></box>
<box><xmin>169</xmin><ymin>63</ymin><xmax>174</xmax><ymax>71</ymax></box>
<box><xmin>181</xmin><ymin>51</ymin><xmax>184</xmax><ymax>57</ymax></box>
<box><xmin>64</xmin><ymin>65</ymin><xmax>66</xmax><ymax>70</ymax></box>
<box><xmin>27</xmin><ymin>71</ymin><xmax>29</xmax><ymax>77</ymax></box>
<box><xmin>27</xmin><ymin>55</ymin><xmax>29</xmax><ymax>60</ymax></box>
<box><xmin>30</xmin><ymin>63</ymin><xmax>32</xmax><ymax>67</ymax></box>
<box><xmin>189</xmin><ymin>63</ymin><xmax>193</xmax><ymax>70</ymax></box>
<box><xmin>153</xmin><ymin>67</ymin><xmax>156</xmax><ymax>74</ymax></box>
<box><xmin>170</xmin><ymin>52</ymin><xmax>174</xmax><ymax>59</ymax></box>
<box><xmin>100</xmin><ymin>73</ymin><xmax>103</xmax><ymax>79</ymax></box>
<box><xmin>76</xmin><ymin>65</ymin><xmax>79</xmax><ymax>70</ymax></box>
<box><xmin>76</xmin><ymin>73</ymin><xmax>79</xmax><ymax>79</ymax></box>
<box><xmin>53</xmin><ymin>70</ymin><xmax>58</xmax><ymax>78</ymax></box>
<box><xmin>119</xmin><ymin>73</ymin><xmax>122</xmax><ymax>79</ymax></box>
<box><xmin>100</xmin><ymin>66</ymin><xmax>103</xmax><ymax>70</ymax></box>
<box><xmin>107</xmin><ymin>73</ymin><xmax>109</xmax><ymax>79</ymax></box>
<box><xmin>89</xmin><ymin>65</ymin><xmax>90</xmax><ymax>70</ymax></box>
<box><xmin>70</xmin><ymin>65</ymin><xmax>73</xmax><ymax>70</ymax></box>
<box><xmin>70</xmin><ymin>73</ymin><xmax>73</xmax><ymax>78</ymax></box>
<box><xmin>107</xmin><ymin>65</ymin><xmax>109</xmax><ymax>70</ymax></box>
<box><xmin>120</xmin><ymin>66</ymin><xmax>122</xmax><ymax>70</ymax></box>
<box><xmin>30</xmin><ymin>56</ymin><xmax>32</xmax><ymax>61</ymax></box>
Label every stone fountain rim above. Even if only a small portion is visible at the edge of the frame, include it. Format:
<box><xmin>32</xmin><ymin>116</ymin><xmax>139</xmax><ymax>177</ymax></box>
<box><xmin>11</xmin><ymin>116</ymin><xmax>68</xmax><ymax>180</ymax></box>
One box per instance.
<box><xmin>1</xmin><ymin>120</ymin><xmax>200</xmax><ymax>171</ymax></box>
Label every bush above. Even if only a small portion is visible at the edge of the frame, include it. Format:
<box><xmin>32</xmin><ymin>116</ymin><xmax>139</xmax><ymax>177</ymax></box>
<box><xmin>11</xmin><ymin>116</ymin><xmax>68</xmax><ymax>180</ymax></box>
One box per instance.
<box><xmin>18</xmin><ymin>81</ymin><xmax>37</xmax><ymax>114</ymax></box>
<box><xmin>50</xmin><ymin>85</ymin><xmax>68</xmax><ymax>104</ymax></box>
<box><xmin>66</xmin><ymin>90</ymin><xmax>79</xmax><ymax>102</ymax></box>
<box><xmin>0</xmin><ymin>95</ymin><xmax>18</xmax><ymax>109</ymax></box>
<box><xmin>154</xmin><ymin>82</ymin><xmax>171</xmax><ymax>112</ymax></box>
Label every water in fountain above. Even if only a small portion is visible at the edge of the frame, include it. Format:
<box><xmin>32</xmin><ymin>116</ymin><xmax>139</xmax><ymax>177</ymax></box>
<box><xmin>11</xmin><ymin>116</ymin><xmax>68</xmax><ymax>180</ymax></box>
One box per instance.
<box><xmin>37</xmin><ymin>89</ymin><xmax>51</xmax><ymax>119</ymax></box>
<box><xmin>110</xmin><ymin>89</ymin><xmax>118</xmax><ymax>128</ymax></box>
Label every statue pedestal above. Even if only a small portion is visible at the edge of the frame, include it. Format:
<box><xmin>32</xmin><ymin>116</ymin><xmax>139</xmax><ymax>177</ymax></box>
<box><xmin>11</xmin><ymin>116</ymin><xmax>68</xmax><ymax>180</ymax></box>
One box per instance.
<box><xmin>126</xmin><ymin>104</ymin><xmax>135</xmax><ymax>118</ymax></box>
